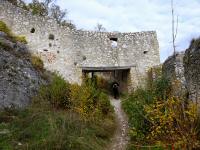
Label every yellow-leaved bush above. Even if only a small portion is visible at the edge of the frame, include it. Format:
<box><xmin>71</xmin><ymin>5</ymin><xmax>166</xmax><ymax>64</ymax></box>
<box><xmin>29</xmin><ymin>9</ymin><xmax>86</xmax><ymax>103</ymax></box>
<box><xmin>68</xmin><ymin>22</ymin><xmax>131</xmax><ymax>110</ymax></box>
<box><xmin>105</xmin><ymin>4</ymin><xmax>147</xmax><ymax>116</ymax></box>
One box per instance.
<box><xmin>145</xmin><ymin>97</ymin><xmax>200</xmax><ymax>148</ymax></box>
<box><xmin>70</xmin><ymin>81</ymin><xmax>113</xmax><ymax>120</ymax></box>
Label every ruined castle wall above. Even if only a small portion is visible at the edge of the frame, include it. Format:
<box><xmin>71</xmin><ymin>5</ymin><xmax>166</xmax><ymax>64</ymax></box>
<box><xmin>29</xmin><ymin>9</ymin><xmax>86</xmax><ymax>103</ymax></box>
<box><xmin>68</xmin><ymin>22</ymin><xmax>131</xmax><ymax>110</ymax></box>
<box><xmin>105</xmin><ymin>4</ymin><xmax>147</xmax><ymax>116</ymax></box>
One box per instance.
<box><xmin>162</xmin><ymin>52</ymin><xmax>187</xmax><ymax>97</ymax></box>
<box><xmin>184</xmin><ymin>40</ymin><xmax>200</xmax><ymax>102</ymax></box>
<box><xmin>0</xmin><ymin>0</ymin><xmax>160</xmax><ymax>89</ymax></box>
<box><xmin>0</xmin><ymin>0</ymin><xmax>82</xmax><ymax>83</ymax></box>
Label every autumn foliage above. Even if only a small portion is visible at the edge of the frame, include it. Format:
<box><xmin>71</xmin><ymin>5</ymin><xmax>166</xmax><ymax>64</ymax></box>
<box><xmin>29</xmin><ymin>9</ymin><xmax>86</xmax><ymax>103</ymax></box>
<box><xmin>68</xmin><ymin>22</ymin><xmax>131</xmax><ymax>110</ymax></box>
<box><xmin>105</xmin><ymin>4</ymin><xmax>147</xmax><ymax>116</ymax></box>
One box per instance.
<box><xmin>123</xmin><ymin>66</ymin><xmax>200</xmax><ymax>149</ymax></box>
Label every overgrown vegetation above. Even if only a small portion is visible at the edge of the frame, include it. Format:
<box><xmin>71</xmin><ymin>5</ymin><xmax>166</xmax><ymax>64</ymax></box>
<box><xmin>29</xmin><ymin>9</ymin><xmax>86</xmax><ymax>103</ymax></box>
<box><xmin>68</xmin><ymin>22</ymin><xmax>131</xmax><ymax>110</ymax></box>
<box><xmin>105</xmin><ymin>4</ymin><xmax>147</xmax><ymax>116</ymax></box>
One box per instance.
<box><xmin>0</xmin><ymin>21</ymin><xmax>27</xmax><ymax>44</ymax></box>
<box><xmin>0</xmin><ymin>74</ymin><xmax>116</xmax><ymax>150</ymax></box>
<box><xmin>123</xmin><ymin>66</ymin><xmax>200</xmax><ymax>149</ymax></box>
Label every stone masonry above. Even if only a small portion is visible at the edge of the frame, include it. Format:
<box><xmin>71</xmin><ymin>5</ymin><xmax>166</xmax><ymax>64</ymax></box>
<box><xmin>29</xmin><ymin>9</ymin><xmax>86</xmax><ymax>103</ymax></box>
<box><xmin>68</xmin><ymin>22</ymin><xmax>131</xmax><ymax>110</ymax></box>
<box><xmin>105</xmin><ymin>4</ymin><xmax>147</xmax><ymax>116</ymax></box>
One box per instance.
<box><xmin>162</xmin><ymin>52</ymin><xmax>187</xmax><ymax>97</ymax></box>
<box><xmin>0</xmin><ymin>0</ymin><xmax>160</xmax><ymax>91</ymax></box>
<box><xmin>184</xmin><ymin>38</ymin><xmax>200</xmax><ymax>102</ymax></box>
<box><xmin>163</xmin><ymin>38</ymin><xmax>200</xmax><ymax>103</ymax></box>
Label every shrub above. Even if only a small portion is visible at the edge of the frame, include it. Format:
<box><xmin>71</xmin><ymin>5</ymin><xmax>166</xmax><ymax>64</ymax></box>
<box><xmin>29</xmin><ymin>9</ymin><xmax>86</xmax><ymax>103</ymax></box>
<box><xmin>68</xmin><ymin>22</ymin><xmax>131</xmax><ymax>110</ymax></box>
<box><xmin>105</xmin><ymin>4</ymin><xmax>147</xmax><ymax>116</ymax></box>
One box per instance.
<box><xmin>35</xmin><ymin>74</ymin><xmax>71</xmax><ymax>109</ymax></box>
<box><xmin>153</xmin><ymin>76</ymin><xmax>171</xmax><ymax>100</ymax></box>
<box><xmin>122</xmin><ymin>75</ymin><xmax>172</xmax><ymax>145</ymax></box>
<box><xmin>98</xmin><ymin>92</ymin><xmax>112</xmax><ymax>115</ymax></box>
<box><xmin>123</xmin><ymin>72</ymin><xmax>200</xmax><ymax>148</ymax></box>
<box><xmin>96</xmin><ymin>76</ymin><xmax>112</xmax><ymax>94</ymax></box>
<box><xmin>70</xmin><ymin>80</ymin><xmax>113</xmax><ymax>120</ymax></box>
<box><xmin>122</xmin><ymin>89</ymin><xmax>153</xmax><ymax>142</ymax></box>
<box><xmin>31</xmin><ymin>55</ymin><xmax>44</xmax><ymax>71</ymax></box>
<box><xmin>27</xmin><ymin>1</ymin><xmax>48</xmax><ymax>16</ymax></box>
<box><xmin>145</xmin><ymin>97</ymin><xmax>200</xmax><ymax>148</ymax></box>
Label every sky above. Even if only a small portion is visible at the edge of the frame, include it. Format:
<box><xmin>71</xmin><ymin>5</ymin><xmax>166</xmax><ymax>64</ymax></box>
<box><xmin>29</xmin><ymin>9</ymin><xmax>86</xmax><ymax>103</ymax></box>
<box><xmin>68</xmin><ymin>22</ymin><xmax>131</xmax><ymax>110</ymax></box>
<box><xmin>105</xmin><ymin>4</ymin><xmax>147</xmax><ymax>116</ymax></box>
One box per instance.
<box><xmin>26</xmin><ymin>0</ymin><xmax>200</xmax><ymax>62</ymax></box>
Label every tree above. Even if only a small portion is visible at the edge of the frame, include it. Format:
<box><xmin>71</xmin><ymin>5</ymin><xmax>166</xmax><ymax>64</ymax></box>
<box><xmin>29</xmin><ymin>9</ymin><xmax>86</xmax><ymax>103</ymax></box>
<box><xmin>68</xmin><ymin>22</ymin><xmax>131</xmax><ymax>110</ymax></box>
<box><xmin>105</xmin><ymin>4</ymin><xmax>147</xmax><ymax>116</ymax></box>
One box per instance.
<box><xmin>95</xmin><ymin>23</ymin><xmax>106</xmax><ymax>32</ymax></box>
<box><xmin>7</xmin><ymin>0</ymin><xmax>76</xmax><ymax>29</ymax></box>
<box><xmin>28</xmin><ymin>0</ymin><xmax>69</xmax><ymax>25</ymax></box>
<box><xmin>28</xmin><ymin>0</ymin><xmax>48</xmax><ymax>16</ymax></box>
<box><xmin>171</xmin><ymin>0</ymin><xmax>178</xmax><ymax>57</ymax></box>
<box><xmin>49</xmin><ymin>4</ymin><xmax>67</xmax><ymax>24</ymax></box>
<box><xmin>43</xmin><ymin>0</ymin><xmax>55</xmax><ymax>8</ymax></box>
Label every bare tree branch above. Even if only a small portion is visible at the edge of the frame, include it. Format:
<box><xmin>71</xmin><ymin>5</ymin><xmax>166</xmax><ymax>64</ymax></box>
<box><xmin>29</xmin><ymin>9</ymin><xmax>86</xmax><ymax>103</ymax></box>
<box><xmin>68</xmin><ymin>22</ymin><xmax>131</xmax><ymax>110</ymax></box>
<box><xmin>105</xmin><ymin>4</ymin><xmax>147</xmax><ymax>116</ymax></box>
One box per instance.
<box><xmin>174</xmin><ymin>15</ymin><xmax>179</xmax><ymax>41</ymax></box>
<box><xmin>171</xmin><ymin>0</ymin><xmax>179</xmax><ymax>58</ymax></box>
<box><xmin>95</xmin><ymin>23</ymin><xmax>106</xmax><ymax>32</ymax></box>
<box><xmin>171</xmin><ymin>0</ymin><xmax>176</xmax><ymax>57</ymax></box>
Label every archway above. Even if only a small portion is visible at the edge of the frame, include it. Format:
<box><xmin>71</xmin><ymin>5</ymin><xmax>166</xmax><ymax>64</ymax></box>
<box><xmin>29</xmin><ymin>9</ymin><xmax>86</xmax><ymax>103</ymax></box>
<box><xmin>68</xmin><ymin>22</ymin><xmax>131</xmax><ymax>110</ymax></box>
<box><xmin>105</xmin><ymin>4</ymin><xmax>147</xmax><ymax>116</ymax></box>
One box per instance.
<box><xmin>81</xmin><ymin>66</ymin><xmax>131</xmax><ymax>94</ymax></box>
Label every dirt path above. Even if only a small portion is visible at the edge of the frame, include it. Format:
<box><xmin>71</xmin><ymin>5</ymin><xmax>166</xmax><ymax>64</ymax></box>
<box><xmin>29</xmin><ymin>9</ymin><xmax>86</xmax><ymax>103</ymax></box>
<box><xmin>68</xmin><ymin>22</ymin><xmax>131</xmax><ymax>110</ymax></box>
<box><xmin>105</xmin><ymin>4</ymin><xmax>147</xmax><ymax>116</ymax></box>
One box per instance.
<box><xmin>108</xmin><ymin>97</ymin><xmax>129</xmax><ymax>150</ymax></box>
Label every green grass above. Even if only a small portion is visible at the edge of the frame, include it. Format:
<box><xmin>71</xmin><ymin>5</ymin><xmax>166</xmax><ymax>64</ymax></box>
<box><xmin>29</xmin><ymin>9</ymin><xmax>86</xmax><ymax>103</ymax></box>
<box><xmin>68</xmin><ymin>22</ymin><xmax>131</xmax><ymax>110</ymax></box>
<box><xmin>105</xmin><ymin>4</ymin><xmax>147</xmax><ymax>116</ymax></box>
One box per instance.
<box><xmin>0</xmin><ymin>104</ymin><xmax>115</xmax><ymax>150</ymax></box>
<box><xmin>0</xmin><ymin>21</ymin><xmax>27</xmax><ymax>44</ymax></box>
<box><xmin>0</xmin><ymin>74</ymin><xmax>116</xmax><ymax>150</ymax></box>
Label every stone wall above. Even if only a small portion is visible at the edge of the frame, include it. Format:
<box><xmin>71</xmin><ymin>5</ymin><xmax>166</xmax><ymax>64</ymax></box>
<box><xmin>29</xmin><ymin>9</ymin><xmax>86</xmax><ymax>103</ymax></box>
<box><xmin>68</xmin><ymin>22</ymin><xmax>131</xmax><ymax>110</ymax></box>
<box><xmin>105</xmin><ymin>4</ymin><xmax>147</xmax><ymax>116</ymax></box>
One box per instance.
<box><xmin>162</xmin><ymin>52</ymin><xmax>187</xmax><ymax>97</ymax></box>
<box><xmin>0</xmin><ymin>0</ymin><xmax>160</xmax><ymax>90</ymax></box>
<box><xmin>162</xmin><ymin>39</ymin><xmax>200</xmax><ymax>102</ymax></box>
<box><xmin>184</xmin><ymin>38</ymin><xmax>200</xmax><ymax>102</ymax></box>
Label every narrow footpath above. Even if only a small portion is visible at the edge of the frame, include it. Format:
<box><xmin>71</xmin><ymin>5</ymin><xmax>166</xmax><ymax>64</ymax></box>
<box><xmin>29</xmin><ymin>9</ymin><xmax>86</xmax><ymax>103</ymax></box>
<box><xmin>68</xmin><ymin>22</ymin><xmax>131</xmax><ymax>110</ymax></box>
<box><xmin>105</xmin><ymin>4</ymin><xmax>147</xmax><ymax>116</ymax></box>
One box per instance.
<box><xmin>108</xmin><ymin>97</ymin><xmax>129</xmax><ymax>150</ymax></box>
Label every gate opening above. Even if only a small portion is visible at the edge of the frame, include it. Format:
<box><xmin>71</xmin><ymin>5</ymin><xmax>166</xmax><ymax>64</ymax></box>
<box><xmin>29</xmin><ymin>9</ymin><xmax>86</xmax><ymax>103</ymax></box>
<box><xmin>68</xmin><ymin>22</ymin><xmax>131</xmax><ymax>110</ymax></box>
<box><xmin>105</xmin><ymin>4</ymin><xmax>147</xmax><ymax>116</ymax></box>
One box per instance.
<box><xmin>82</xmin><ymin>66</ymin><xmax>131</xmax><ymax>95</ymax></box>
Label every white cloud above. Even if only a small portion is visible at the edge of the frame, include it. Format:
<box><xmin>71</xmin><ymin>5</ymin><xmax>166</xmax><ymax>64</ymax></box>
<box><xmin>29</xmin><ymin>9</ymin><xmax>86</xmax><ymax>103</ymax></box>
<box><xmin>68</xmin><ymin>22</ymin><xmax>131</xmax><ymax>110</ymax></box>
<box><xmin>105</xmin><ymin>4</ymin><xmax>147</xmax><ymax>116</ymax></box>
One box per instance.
<box><xmin>27</xmin><ymin>0</ymin><xmax>200</xmax><ymax>62</ymax></box>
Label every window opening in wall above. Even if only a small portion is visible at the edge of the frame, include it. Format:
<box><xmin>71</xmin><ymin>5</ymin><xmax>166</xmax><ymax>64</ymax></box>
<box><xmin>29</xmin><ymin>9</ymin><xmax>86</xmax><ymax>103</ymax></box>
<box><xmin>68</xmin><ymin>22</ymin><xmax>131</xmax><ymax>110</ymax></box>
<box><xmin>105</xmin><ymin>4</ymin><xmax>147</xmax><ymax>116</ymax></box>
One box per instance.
<box><xmin>110</xmin><ymin>37</ymin><xmax>118</xmax><ymax>48</ymax></box>
<box><xmin>143</xmin><ymin>51</ymin><xmax>148</xmax><ymax>54</ymax></box>
<box><xmin>30</xmin><ymin>28</ymin><xmax>35</xmax><ymax>33</ymax></box>
<box><xmin>82</xmin><ymin>56</ymin><xmax>86</xmax><ymax>60</ymax></box>
<box><xmin>49</xmin><ymin>34</ymin><xmax>55</xmax><ymax>40</ymax></box>
<box><xmin>110</xmin><ymin>37</ymin><xmax>118</xmax><ymax>41</ymax></box>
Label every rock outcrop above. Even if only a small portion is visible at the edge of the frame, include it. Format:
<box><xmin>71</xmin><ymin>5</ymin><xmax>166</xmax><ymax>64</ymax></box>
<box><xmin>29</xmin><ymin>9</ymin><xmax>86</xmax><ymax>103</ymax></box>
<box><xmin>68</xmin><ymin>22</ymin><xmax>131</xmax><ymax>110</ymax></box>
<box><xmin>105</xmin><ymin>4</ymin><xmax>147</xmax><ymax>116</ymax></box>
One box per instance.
<box><xmin>184</xmin><ymin>38</ymin><xmax>200</xmax><ymax>102</ymax></box>
<box><xmin>162</xmin><ymin>37</ymin><xmax>200</xmax><ymax>102</ymax></box>
<box><xmin>0</xmin><ymin>32</ymin><xmax>44</xmax><ymax>108</ymax></box>
<box><xmin>162</xmin><ymin>52</ymin><xmax>187</xmax><ymax>97</ymax></box>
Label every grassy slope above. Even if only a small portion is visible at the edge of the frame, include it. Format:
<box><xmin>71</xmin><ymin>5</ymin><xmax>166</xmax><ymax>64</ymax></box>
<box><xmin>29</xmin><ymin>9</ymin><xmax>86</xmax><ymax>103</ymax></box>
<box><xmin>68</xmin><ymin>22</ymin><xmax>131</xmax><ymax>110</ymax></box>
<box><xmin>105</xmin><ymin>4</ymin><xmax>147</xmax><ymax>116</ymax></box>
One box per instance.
<box><xmin>0</xmin><ymin>75</ymin><xmax>116</xmax><ymax>150</ymax></box>
<box><xmin>0</xmin><ymin>100</ymin><xmax>115</xmax><ymax>150</ymax></box>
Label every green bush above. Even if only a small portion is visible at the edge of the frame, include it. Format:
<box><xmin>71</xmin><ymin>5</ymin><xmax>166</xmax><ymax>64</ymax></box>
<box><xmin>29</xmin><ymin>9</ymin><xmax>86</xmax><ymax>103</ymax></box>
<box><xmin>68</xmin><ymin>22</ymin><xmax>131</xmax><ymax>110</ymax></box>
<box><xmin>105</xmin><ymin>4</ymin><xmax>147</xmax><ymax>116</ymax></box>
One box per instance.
<box><xmin>153</xmin><ymin>76</ymin><xmax>171</xmax><ymax>100</ymax></box>
<box><xmin>98</xmin><ymin>92</ymin><xmax>112</xmax><ymax>115</ymax></box>
<box><xmin>122</xmin><ymin>72</ymin><xmax>200</xmax><ymax>148</ymax></box>
<box><xmin>35</xmin><ymin>74</ymin><xmax>71</xmax><ymax>109</ymax></box>
<box><xmin>70</xmin><ymin>80</ymin><xmax>113</xmax><ymax>120</ymax></box>
<box><xmin>122</xmin><ymin>75</ymin><xmax>172</xmax><ymax>145</ymax></box>
<box><xmin>122</xmin><ymin>89</ymin><xmax>153</xmax><ymax>142</ymax></box>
